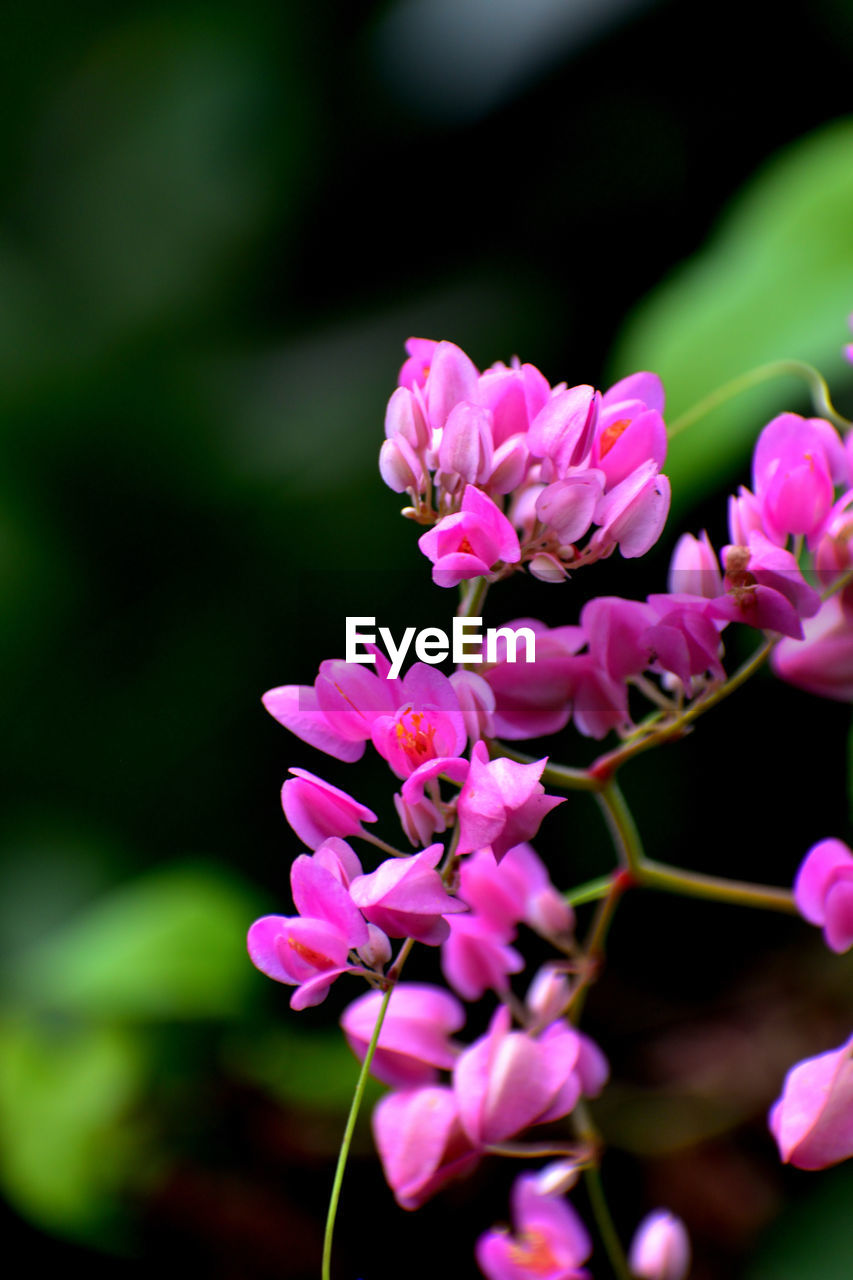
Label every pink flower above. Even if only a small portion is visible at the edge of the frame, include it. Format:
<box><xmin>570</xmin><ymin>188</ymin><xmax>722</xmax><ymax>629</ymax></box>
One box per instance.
<box><xmin>478</xmin><ymin>360</ymin><xmax>551</xmax><ymax>447</ymax></box>
<box><xmin>370</xmin><ymin>664</ymin><xmax>467</xmax><ymax>779</ymax></box>
<box><xmin>793</xmin><ymin>837</ymin><xmax>853</xmax><ymax>953</ymax></box>
<box><xmin>580</xmin><ymin>596</ymin><xmax>655</xmax><ymax>683</ymax></box>
<box><xmin>280</xmin><ymin>768</ymin><xmax>378</xmax><ymax>849</ymax></box>
<box><xmin>478</xmin><ymin>619</ymin><xmax>584</xmax><ymax>740</ymax></box>
<box><xmin>395</xmin><ymin>756</ymin><xmax>469</xmax><ymax>846</ymax></box>
<box><xmin>453</xmin><ymin>1007</ymin><xmax>582</xmax><ymax>1146</ymax></box>
<box><xmin>592</xmin><ymin>377</ymin><xmax>667</xmax><ymax>490</ymax></box>
<box><xmin>628</xmin><ymin>1210</ymin><xmax>691</xmax><ymax>1280</ymax></box>
<box><xmin>459</xmin><ymin>844</ymin><xmax>573</xmax><ymax>938</ymax></box>
<box><xmin>441</xmin><ymin>913</ymin><xmax>525</xmax><ymax>1001</ymax></box>
<box><xmin>349</xmin><ymin>844</ymin><xmax>466</xmax><ymax>945</ymax></box>
<box><xmin>771</xmin><ymin>595</ymin><xmax>853</xmax><ymax>701</ymax></box>
<box><xmin>418</xmin><ymin>485</ymin><xmax>521</xmax><ymax>587</ymax></box>
<box><xmin>398</xmin><ymin>337</ymin><xmax>439</xmax><ymax>392</ymax></box>
<box><xmin>752</xmin><ymin>413</ymin><xmax>846</xmax><ymax>546</ymax></box>
<box><xmin>247</xmin><ymin>852</ymin><xmax>370</xmax><ymax>1009</ymax></box>
<box><xmin>769</xmin><ymin>1033</ymin><xmax>853</xmax><ymax>1169</ymax></box>
<box><xmin>340</xmin><ymin>983</ymin><xmax>466</xmax><ymax>1088</ymax></box>
<box><xmin>667</xmin><ymin>531</ymin><xmax>723</xmax><ymax>599</ymax></box>
<box><xmin>476</xmin><ymin>1173</ymin><xmax>592</xmax><ymax>1280</ymax></box>
<box><xmin>535</xmin><ymin>472</ymin><xmax>605</xmax><ymax>545</ymax></box>
<box><xmin>438</xmin><ymin>402</ymin><xmax>494</xmax><ymax>487</ymax></box>
<box><xmin>456</xmin><ymin>742</ymin><xmax>565</xmax><ymax>862</ymax></box>
<box><xmin>563</xmin><ymin>654</ymin><xmax>630</xmax><ymax>740</ymax></box>
<box><xmin>589</xmin><ymin>459</ymin><xmax>671</xmax><ymax>559</ymax></box>
<box><xmin>527</xmin><ymin>384</ymin><xmax>600</xmax><ymax>478</ymax></box>
<box><xmin>372</xmin><ymin>1085</ymin><xmax>480</xmax><ymax>1209</ymax></box>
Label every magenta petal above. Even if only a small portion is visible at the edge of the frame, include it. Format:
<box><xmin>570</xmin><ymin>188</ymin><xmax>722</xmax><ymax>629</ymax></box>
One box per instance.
<box><xmin>770</xmin><ymin>1035</ymin><xmax>853</xmax><ymax>1168</ymax></box>
<box><xmin>823</xmin><ymin>876</ymin><xmax>853</xmax><ymax>953</ymax></box>
<box><xmin>793</xmin><ymin>838</ymin><xmax>853</xmax><ymax>924</ymax></box>
<box><xmin>290</xmin><ymin>855</ymin><xmax>369</xmax><ymax>947</ymax></box>
<box><xmin>373</xmin><ymin>1085</ymin><xmax>478</xmax><ymax>1209</ymax></box>
<box><xmin>281</xmin><ymin>768</ymin><xmax>377</xmax><ymax>849</ymax></box>
<box><xmin>261</xmin><ymin>686</ymin><xmax>365</xmax><ymax>763</ymax></box>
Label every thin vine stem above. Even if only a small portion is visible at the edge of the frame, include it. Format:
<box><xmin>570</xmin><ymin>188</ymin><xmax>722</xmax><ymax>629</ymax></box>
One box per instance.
<box><xmin>322</xmin><ymin>983</ymin><xmax>393</xmax><ymax>1280</ymax></box>
<box><xmin>667</xmin><ymin>358</ymin><xmax>851</xmax><ymax>439</ymax></box>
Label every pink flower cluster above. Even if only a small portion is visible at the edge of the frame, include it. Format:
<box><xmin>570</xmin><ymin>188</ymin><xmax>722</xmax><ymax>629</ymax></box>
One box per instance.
<box><xmin>357</xmin><ymin>999</ymin><xmax>606</xmax><ymax>1209</ymax></box>
<box><xmin>247</xmin><ymin>330</ymin><xmax>853</xmax><ymax>1279</ymax></box>
<box><xmin>382</xmin><ymin>338</ymin><xmax>671</xmax><ymax>586</ymax></box>
<box><xmin>248</xmin><ymin>836</ymin><xmax>464</xmax><ymax>1008</ymax></box>
<box><xmin>463</xmin><ymin>409</ymin><xmax>853</xmax><ymax>744</ymax></box>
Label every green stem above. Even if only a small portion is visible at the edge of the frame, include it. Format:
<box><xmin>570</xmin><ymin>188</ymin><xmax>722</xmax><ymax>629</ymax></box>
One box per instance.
<box><xmin>590</xmin><ymin>638</ymin><xmax>775</xmax><ymax>781</ymax></box>
<box><xmin>667</xmin><ymin>358</ymin><xmax>851</xmax><ymax>439</ymax></box>
<box><xmin>322</xmin><ymin>983</ymin><xmax>393</xmax><ymax>1280</ymax></box>
<box><xmin>458</xmin><ymin>574</ymin><xmax>489</xmax><ymax>620</ymax></box>
<box><xmin>584</xmin><ymin>1165</ymin><xmax>633</xmax><ymax>1280</ymax></box>
<box><xmin>359</xmin><ymin>831</ymin><xmax>408</xmax><ymax>858</ymax></box>
<box><xmin>639</xmin><ymin>858</ymin><xmax>795</xmax><ymax>913</ymax></box>
<box><xmin>596</xmin><ymin>780</ymin><xmax>644</xmax><ymax>874</ymax></box>
<box><xmin>565</xmin><ymin>874</ymin><xmax>616</xmax><ymax>907</ymax></box>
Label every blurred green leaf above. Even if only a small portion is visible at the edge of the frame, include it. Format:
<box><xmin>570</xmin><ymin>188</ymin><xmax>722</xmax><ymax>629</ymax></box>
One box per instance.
<box><xmin>611</xmin><ymin>118</ymin><xmax>853</xmax><ymax>512</ymax></box>
<box><xmin>744</xmin><ymin>1167</ymin><xmax>853</xmax><ymax>1279</ymax></box>
<box><xmin>0</xmin><ymin>1015</ymin><xmax>146</xmax><ymax>1238</ymax></box>
<box><xmin>232</xmin><ymin>1026</ymin><xmax>384</xmax><ymax>1113</ymax></box>
<box><xmin>11</xmin><ymin>863</ymin><xmax>264</xmax><ymax>1020</ymax></box>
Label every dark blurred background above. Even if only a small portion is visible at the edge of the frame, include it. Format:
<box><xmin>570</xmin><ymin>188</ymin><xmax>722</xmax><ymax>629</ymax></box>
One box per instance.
<box><xmin>3</xmin><ymin>1</ymin><xmax>853</xmax><ymax>1277</ymax></box>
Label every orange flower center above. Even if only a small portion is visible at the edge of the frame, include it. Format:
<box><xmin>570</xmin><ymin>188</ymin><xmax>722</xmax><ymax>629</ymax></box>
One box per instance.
<box><xmin>507</xmin><ymin>1229</ymin><xmax>558</xmax><ymax>1275</ymax></box>
<box><xmin>599</xmin><ymin>417</ymin><xmax>631</xmax><ymax>457</ymax></box>
<box><xmin>394</xmin><ymin>708</ymin><xmax>438</xmax><ymax>765</ymax></box>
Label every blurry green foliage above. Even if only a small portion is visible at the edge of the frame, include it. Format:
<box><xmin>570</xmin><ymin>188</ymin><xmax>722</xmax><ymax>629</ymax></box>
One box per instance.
<box><xmin>0</xmin><ymin>1017</ymin><xmax>146</xmax><ymax>1239</ymax></box>
<box><xmin>9</xmin><ymin>862</ymin><xmax>263</xmax><ymax>1020</ymax></box>
<box><xmin>744</xmin><ymin>1168</ymin><xmax>853</xmax><ymax>1279</ymax></box>
<box><xmin>612</xmin><ymin>119</ymin><xmax>853</xmax><ymax>513</ymax></box>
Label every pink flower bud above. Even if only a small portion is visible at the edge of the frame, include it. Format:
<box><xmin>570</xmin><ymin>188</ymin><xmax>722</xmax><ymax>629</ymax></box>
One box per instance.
<box><xmin>379</xmin><ymin>435</ymin><xmax>426</xmax><ymax>494</ymax></box>
<box><xmin>528</xmin><ymin>384</ymin><xmax>599</xmax><ymax>476</ymax></box>
<box><xmin>769</xmin><ymin>1033</ymin><xmax>853</xmax><ymax>1169</ymax></box>
<box><xmin>424</xmin><ymin>340</ymin><xmax>480</xmax><ymax>431</ymax></box>
<box><xmin>667</xmin><ymin>530</ymin><xmax>723</xmax><ymax>598</ymax></box>
<box><xmin>280</xmin><ymin>768</ymin><xmax>378</xmax><ymax>849</ymax></box>
<box><xmin>527</xmin><ymin>552</ymin><xmax>568</xmax><ymax>583</ymax></box>
<box><xmin>384</xmin><ymin>384</ymin><xmax>430</xmax><ymax>449</ymax></box>
<box><xmin>628</xmin><ymin>1210</ymin><xmax>691</xmax><ymax>1280</ymax></box>
<box><xmin>772</xmin><ymin>595</ymin><xmax>853</xmax><ymax>701</ymax></box>
<box><xmin>478</xmin><ymin>361</ymin><xmax>551</xmax><ymax>446</ymax></box>
<box><xmin>793</xmin><ymin>837</ymin><xmax>853</xmax><ymax>953</ymax></box>
<box><xmin>535</xmin><ymin>472</ymin><xmax>604</xmax><ymax>544</ymax></box>
<box><xmin>526</xmin><ymin>965</ymin><xmax>572</xmax><ymax>1026</ymax></box>
<box><xmin>356</xmin><ymin>923</ymin><xmax>391</xmax><ymax>969</ymax></box>
<box><xmin>439</xmin><ymin>401</ymin><xmax>494</xmax><ymax>485</ymax></box>
<box><xmin>489</xmin><ymin>433</ymin><xmax>529</xmax><ymax>493</ymax></box>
